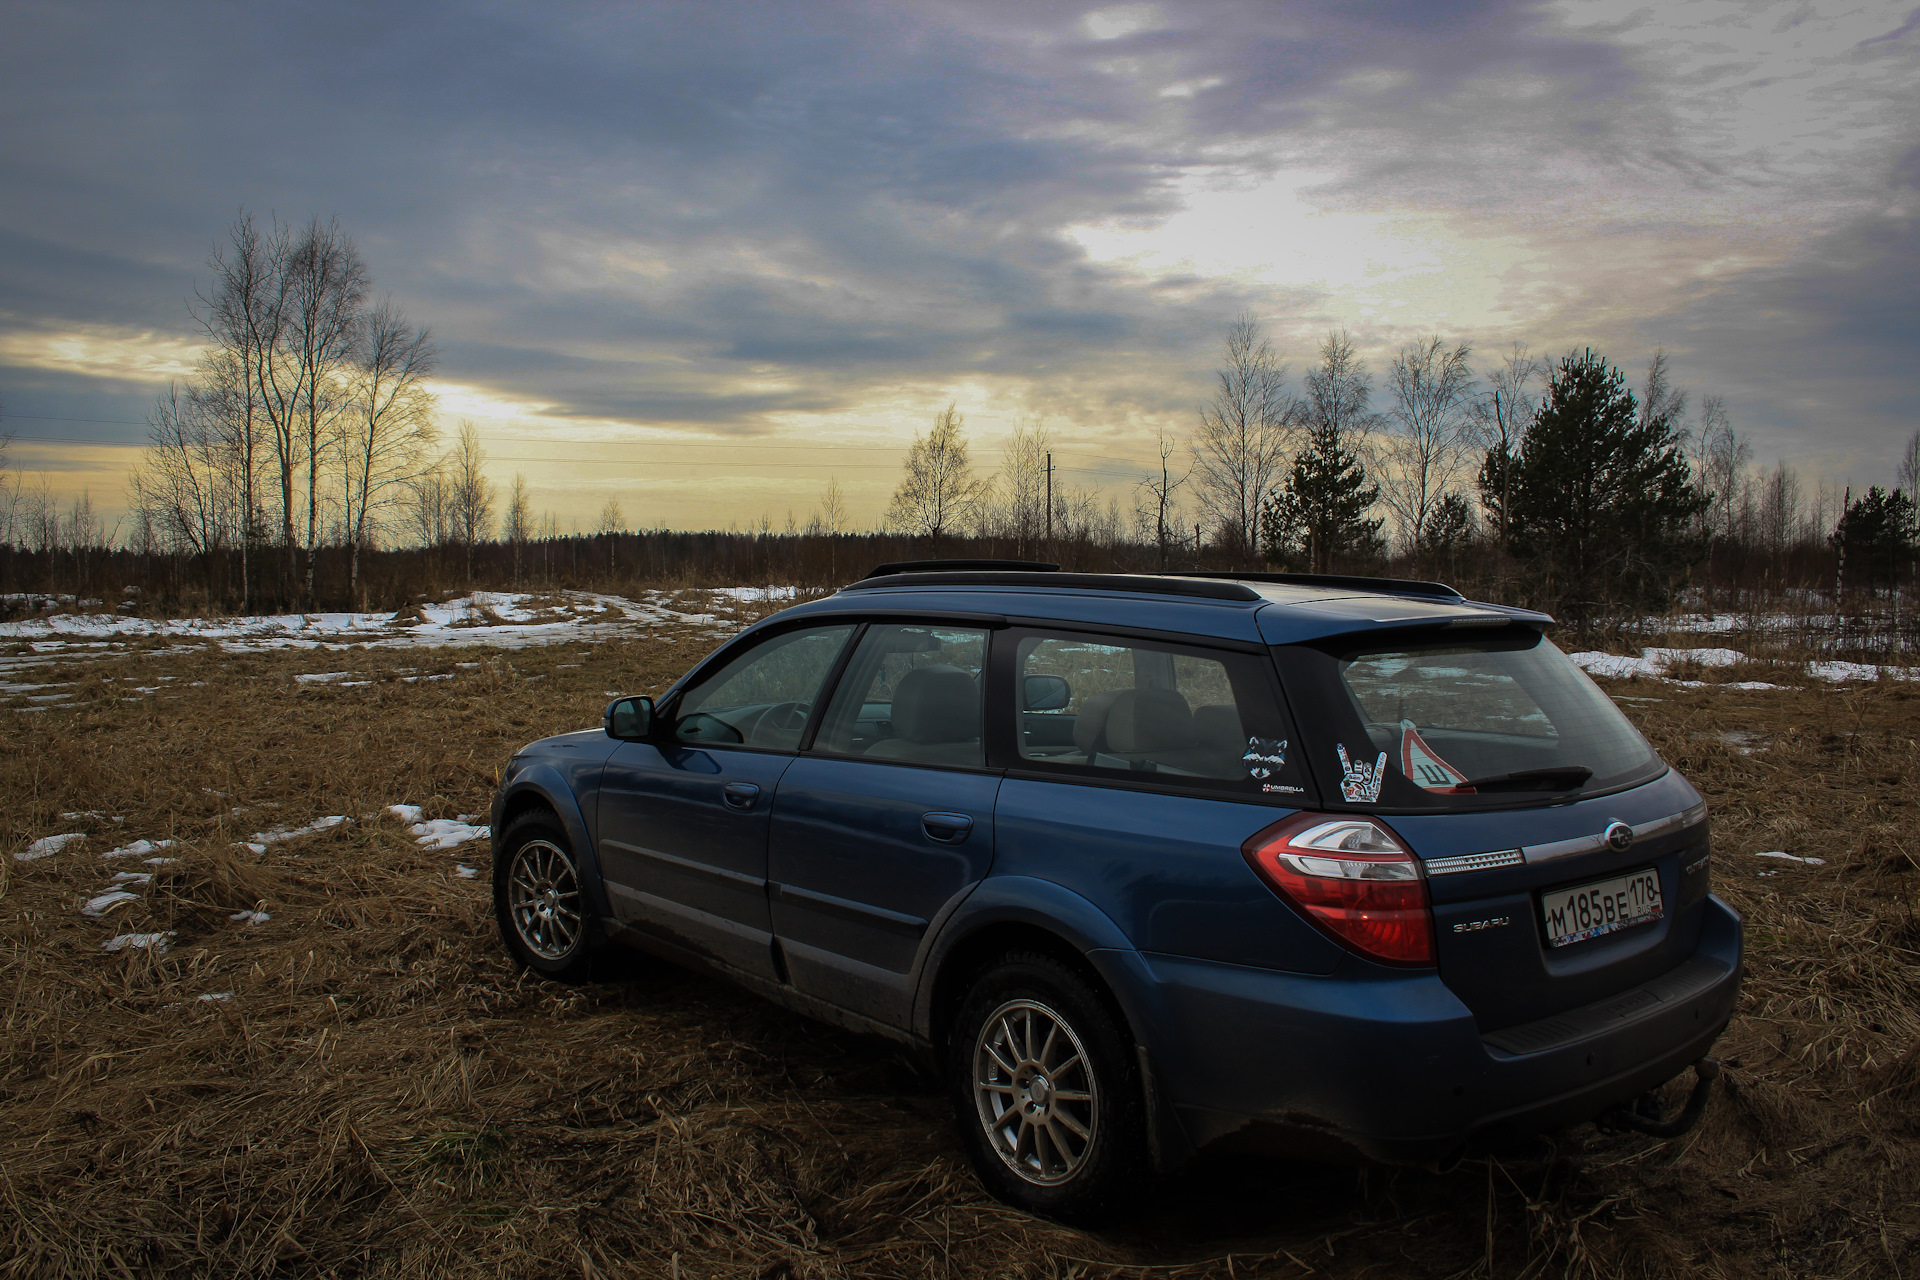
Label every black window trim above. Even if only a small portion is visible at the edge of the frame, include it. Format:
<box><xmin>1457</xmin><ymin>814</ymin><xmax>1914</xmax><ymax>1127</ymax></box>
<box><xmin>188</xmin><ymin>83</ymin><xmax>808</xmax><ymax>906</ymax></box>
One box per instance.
<box><xmin>1003</xmin><ymin>614</ymin><xmax>1269</xmax><ymax>655</ymax></box>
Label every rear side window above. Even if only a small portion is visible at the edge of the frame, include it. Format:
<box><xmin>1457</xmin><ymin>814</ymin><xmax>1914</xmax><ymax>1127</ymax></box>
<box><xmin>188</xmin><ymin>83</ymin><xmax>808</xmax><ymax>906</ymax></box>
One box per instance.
<box><xmin>1010</xmin><ymin>630</ymin><xmax>1308</xmax><ymax>798</ymax></box>
<box><xmin>1281</xmin><ymin>629</ymin><xmax>1663</xmax><ymax>809</ymax></box>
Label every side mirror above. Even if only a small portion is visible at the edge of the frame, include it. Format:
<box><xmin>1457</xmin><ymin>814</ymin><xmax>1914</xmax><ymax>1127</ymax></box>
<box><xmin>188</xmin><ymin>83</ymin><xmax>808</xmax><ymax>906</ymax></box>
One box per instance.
<box><xmin>1023</xmin><ymin>674</ymin><xmax>1071</xmax><ymax>711</ymax></box>
<box><xmin>604</xmin><ymin>695</ymin><xmax>654</xmax><ymax>740</ymax></box>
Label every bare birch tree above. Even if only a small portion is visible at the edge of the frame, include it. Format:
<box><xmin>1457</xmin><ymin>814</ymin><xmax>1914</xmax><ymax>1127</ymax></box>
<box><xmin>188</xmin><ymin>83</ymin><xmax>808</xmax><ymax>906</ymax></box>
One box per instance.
<box><xmin>997</xmin><ymin>417</ymin><xmax>1051</xmax><ymax>558</ymax></box>
<box><xmin>1135</xmin><ymin>424</ymin><xmax>1186</xmax><ymax>570</ymax></box>
<box><xmin>0</xmin><ymin>409</ymin><xmax>19</xmax><ymax>549</ymax></box>
<box><xmin>1192</xmin><ymin>313</ymin><xmax>1292</xmax><ymax>563</ymax></box>
<box><xmin>197</xmin><ymin>213</ymin><xmax>289</xmax><ymax>606</ymax></box>
<box><xmin>450</xmin><ymin>421</ymin><xmax>495</xmax><ymax>584</ymax></box>
<box><xmin>1639</xmin><ymin>348</ymin><xmax>1689</xmax><ymax>436</ymax></box>
<box><xmin>1696</xmin><ymin>397</ymin><xmax>1749</xmax><ymax>542</ymax></box>
<box><xmin>341</xmin><ymin>300</ymin><xmax>437</xmax><ymax>606</ymax></box>
<box><xmin>1380</xmin><ymin>335</ymin><xmax>1475</xmax><ymax>565</ymax></box>
<box><xmin>1468</xmin><ymin>342</ymin><xmax>1540</xmax><ymax>554</ymax></box>
<box><xmin>887</xmin><ymin>405</ymin><xmax>984</xmax><ymax>555</ymax></box>
<box><xmin>131</xmin><ymin>384</ymin><xmax>235</xmax><ymax>561</ymax></box>
<box><xmin>505</xmin><ymin>473</ymin><xmax>533</xmax><ymax>585</ymax></box>
<box><xmin>818</xmin><ymin>477</ymin><xmax>848</xmax><ymax>580</ymax></box>
<box><xmin>283</xmin><ymin>217</ymin><xmax>369</xmax><ymax>605</ymax></box>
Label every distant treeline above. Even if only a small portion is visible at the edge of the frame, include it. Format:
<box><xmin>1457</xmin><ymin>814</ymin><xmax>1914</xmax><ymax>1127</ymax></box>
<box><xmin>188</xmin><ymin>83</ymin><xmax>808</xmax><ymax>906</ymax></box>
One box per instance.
<box><xmin>0</xmin><ymin>514</ymin><xmax>1906</xmax><ymax>625</ymax></box>
<box><xmin>3</xmin><ymin>211</ymin><xmax>1917</xmax><ymax>627</ymax></box>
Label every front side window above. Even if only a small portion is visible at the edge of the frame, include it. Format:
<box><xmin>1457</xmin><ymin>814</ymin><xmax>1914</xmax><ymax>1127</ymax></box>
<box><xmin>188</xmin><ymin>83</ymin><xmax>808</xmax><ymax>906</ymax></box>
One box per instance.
<box><xmin>1283</xmin><ymin>629</ymin><xmax>1663</xmax><ymax>809</ymax></box>
<box><xmin>812</xmin><ymin>624</ymin><xmax>988</xmax><ymax>767</ymax></box>
<box><xmin>673</xmin><ymin>624</ymin><xmax>855</xmax><ymax>750</ymax></box>
<box><xmin>1012</xmin><ymin>631</ymin><xmax>1307</xmax><ymax>796</ymax></box>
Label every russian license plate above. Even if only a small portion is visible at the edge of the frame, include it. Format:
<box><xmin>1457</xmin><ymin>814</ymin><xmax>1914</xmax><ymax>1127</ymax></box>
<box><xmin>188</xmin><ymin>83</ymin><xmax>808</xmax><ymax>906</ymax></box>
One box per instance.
<box><xmin>1540</xmin><ymin>869</ymin><xmax>1663</xmax><ymax>947</ymax></box>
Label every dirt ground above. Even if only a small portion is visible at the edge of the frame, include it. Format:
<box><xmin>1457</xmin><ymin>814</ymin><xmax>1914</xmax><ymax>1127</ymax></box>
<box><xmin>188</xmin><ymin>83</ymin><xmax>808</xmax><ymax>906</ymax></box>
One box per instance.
<box><xmin>2</xmin><ymin>620</ymin><xmax>1917</xmax><ymax>1279</ymax></box>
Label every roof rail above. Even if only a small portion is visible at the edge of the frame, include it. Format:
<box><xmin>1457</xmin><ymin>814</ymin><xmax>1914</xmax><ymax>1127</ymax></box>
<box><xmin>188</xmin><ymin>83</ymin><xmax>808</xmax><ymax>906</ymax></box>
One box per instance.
<box><xmin>1180</xmin><ymin>570</ymin><xmax>1464</xmax><ymax>600</ymax></box>
<box><xmin>863</xmin><ymin>559</ymin><xmax>1059</xmax><ymax>578</ymax></box>
<box><xmin>843</xmin><ymin>569</ymin><xmax>1262</xmax><ymax>602</ymax></box>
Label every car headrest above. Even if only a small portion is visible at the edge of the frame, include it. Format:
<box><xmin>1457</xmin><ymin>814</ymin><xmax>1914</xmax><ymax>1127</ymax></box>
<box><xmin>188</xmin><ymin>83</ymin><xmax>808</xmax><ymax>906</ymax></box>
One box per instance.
<box><xmin>1072</xmin><ymin>688</ymin><xmax>1125</xmax><ymax>755</ymax></box>
<box><xmin>1191</xmin><ymin>703</ymin><xmax>1245</xmax><ymax>751</ymax></box>
<box><xmin>890</xmin><ymin>665</ymin><xmax>980</xmax><ymax>744</ymax></box>
<box><xmin>1104</xmin><ymin>688</ymin><xmax>1196</xmax><ymax>753</ymax></box>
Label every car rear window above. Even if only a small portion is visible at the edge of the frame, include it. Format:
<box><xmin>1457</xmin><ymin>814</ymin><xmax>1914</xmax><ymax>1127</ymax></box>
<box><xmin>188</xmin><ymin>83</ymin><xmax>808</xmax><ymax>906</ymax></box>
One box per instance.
<box><xmin>1279</xmin><ymin>629</ymin><xmax>1663</xmax><ymax>810</ymax></box>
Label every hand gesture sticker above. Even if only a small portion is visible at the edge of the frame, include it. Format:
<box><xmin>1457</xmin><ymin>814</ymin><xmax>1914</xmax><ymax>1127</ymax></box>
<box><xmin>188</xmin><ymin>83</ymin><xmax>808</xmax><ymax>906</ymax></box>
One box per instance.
<box><xmin>1337</xmin><ymin>743</ymin><xmax>1387</xmax><ymax>804</ymax></box>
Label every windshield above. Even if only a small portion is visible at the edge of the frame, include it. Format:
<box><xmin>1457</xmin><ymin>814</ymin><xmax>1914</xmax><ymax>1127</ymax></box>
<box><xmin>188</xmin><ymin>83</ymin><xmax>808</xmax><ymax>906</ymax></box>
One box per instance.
<box><xmin>1281</xmin><ymin>629</ymin><xmax>1662</xmax><ymax>810</ymax></box>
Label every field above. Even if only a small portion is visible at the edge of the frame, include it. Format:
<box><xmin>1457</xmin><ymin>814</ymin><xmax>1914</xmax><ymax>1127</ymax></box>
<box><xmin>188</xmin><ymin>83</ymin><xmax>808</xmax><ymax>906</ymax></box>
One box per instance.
<box><xmin>3</xmin><ymin>596</ymin><xmax>1918</xmax><ymax>1279</ymax></box>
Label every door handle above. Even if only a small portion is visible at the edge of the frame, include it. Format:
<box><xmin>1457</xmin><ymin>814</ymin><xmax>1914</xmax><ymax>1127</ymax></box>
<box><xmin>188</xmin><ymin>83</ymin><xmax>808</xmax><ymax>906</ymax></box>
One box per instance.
<box><xmin>921</xmin><ymin>812</ymin><xmax>973</xmax><ymax>844</ymax></box>
<box><xmin>722</xmin><ymin>781</ymin><xmax>761</xmax><ymax>811</ymax></box>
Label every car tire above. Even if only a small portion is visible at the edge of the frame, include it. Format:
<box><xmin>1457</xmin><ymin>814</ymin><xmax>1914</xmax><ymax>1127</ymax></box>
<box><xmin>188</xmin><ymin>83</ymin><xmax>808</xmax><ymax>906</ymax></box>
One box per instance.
<box><xmin>493</xmin><ymin>810</ymin><xmax>599</xmax><ymax>983</ymax></box>
<box><xmin>948</xmin><ymin>951</ymin><xmax>1148</xmax><ymax>1223</ymax></box>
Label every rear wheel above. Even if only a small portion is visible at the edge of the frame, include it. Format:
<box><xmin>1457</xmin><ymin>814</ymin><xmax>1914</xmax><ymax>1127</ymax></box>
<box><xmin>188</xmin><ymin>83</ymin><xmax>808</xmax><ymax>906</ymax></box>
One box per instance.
<box><xmin>948</xmin><ymin>951</ymin><xmax>1147</xmax><ymax>1222</ymax></box>
<box><xmin>493</xmin><ymin>811</ymin><xmax>598</xmax><ymax>982</ymax></box>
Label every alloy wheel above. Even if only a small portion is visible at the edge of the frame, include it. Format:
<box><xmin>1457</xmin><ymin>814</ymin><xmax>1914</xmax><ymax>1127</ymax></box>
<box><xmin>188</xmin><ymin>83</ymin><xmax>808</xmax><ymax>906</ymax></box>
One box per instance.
<box><xmin>508</xmin><ymin>839</ymin><xmax>582</xmax><ymax>961</ymax></box>
<box><xmin>972</xmin><ymin>998</ymin><xmax>1099</xmax><ymax>1185</ymax></box>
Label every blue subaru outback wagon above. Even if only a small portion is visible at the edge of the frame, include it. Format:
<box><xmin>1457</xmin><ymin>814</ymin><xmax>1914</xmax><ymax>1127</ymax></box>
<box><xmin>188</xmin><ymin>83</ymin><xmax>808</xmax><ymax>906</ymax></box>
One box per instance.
<box><xmin>491</xmin><ymin>564</ymin><xmax>1741</xmax><ymax>1218</ymax></box>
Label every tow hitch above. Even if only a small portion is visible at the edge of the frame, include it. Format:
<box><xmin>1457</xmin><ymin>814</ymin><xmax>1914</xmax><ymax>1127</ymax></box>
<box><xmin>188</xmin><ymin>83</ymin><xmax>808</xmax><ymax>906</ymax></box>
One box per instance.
<box><xmin>1598</xmin><ymin>1057</ymin><xmax>1720</xmax><ymax>1139</ymax></box>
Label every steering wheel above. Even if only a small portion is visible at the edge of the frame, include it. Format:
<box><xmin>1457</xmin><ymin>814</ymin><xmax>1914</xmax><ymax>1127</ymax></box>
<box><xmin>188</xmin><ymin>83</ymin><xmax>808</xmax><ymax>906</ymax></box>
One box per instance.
<box><xmin>749</xmin><ymin>700</ymin><xmax>812</xmax><ymax>746</ymax></box>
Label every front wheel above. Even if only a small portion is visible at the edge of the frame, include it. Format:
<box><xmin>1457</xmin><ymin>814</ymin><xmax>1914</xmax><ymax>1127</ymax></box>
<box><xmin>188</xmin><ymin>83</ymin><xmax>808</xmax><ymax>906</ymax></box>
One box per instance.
<box><xmin>493</xmin><ymin>811</ymin><xmax>597</xmax><ymax>982</ymax></box>
<box><xmin>948</xmin><ymin>952</ymin><xmax>1147</xmax><ymax>1222</ymax></box>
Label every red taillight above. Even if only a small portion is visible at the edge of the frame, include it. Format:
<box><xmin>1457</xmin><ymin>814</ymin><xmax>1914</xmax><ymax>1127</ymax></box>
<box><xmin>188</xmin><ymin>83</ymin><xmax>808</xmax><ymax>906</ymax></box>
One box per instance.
<box><xmin>1242</xmin><ymin>813</ymin><xmax>1435</xmax><ymax>966</ymax></box>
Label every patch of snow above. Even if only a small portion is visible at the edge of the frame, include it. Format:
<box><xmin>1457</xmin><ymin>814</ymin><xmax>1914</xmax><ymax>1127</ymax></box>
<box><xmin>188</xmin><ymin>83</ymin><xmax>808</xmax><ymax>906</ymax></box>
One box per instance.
<box><xmin>144</xmin><ymin>856</ymin><xmax>178</xmax><ymax>866</ymax></box>
<box><xmin>103</xmin><ymin>837</ymin><xmax>176</xmax><ymax>860</ymax></box>
<box><xmin>295</xmin><ymin>671</ymin><xmax>356</xmax><ymax>684</ymax></box>
<box><xmin>1806</xmin><ymin>660</ymin><xmax>1919</xmax><ymax>683</ymax></box>
<box><xmin>229</xmin><ymin>909</ymin><xmax>271</xmax><ymax>924</ymax></box>
<box><xmin>0</xmin><ymin>588</ymin><xmax>769</xmax><ymax>659</ymax></box>
<box><xmin>244</xmin><ymin>815</ymin><xmax>349</xmax><ymax>850</ymax></box>
<box><xmin>103</xmin><ymin>932</ymin><xmax>174</xmax><ymax>954</ymax></box>
<box><xmin>387</xmin><ymin>804</ymin><xmax>423</xmax><ymax>823</ymax></box>
<box><xmin>708</xmin><ymin>585</ymin><xmax>801</xmax><ymax>604</ymax></box>
<box><xmin>16</xmin><ymin>832</ymin><xmax>86</xmax><ymax>861</ymax></box>
<box><xmin>197</xmin><ymin>991</ymin><xmax>234</xmax><ymax>1002</ymax></box>
<box><xmin>82</xmin><ymin>890</ymin><xmax>140</xmax><ymax>917</ymax></box>
<box><xmin>1755</xmin><ymin>851</ymin><xmax>1826</xmax><ymax>866</ymax></box>
<box><xmin>409</xmin><ymin>816</ymin><xmax>490</xmax><ymax>851</ymax></box>
<box><xmin>455</xmin><ymin>864</ymin><xmax>479</xmax><ymax>879</ymax></box>
<box><xmin>109</xmin><ymin>871</ymin><xmax>153</xmax><ymax>885</ymax></box>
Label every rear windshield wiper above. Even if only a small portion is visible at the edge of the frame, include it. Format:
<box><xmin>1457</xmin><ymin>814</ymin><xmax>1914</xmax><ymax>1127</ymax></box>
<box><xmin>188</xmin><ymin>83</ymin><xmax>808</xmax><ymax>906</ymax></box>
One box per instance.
<box><xmin>1459</xmin><ymin>766</ymin><xmax>1593</xmax><ymax>792</ymax></box>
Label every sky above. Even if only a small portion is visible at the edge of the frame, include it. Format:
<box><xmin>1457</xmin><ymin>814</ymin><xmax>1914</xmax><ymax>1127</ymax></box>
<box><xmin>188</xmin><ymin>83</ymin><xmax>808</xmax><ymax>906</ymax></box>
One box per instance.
<box><xmin>2</xmin><ymin>0</ymin><xmax>1916</xmax><ymax>536</ymax></box>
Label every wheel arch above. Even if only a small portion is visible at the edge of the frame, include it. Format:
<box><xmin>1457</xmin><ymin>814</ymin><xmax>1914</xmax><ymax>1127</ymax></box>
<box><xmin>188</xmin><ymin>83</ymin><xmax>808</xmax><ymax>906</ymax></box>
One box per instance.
<box><xmin>914</xmin><ymin>877</ymin><xmax>1154</xmax><ymax>1059</ymax></box>
<box><xmin>493</xmin><ymin>765</ymin><xmax>611</xmax><ymax>920</ymax></box>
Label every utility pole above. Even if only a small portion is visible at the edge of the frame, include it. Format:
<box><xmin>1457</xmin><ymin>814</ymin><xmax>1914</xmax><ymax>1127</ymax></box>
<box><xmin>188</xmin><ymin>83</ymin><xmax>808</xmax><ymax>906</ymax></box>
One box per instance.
<box><xmin>1045</xmin><ymin>452</ymin><xmax>1054</xmax><ymax>555</ymax></box>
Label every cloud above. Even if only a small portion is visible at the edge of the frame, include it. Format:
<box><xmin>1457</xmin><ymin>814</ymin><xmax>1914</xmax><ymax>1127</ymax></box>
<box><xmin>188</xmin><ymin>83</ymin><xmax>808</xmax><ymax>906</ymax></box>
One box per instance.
<box><xmin>1</xmin><ymin>0</ymin><xmax>1916</xmax><ymax>528</ymax></box>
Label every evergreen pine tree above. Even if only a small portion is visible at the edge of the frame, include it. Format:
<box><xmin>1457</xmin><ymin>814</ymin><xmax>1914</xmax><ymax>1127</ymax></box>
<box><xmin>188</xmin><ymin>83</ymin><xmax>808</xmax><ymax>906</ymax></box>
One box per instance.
<box><xmin>1830</xmin><ymin>486</ymin><xmax>1918</xmax><ymax>591</ymax></box>
<box><xmin>1504</xmin><ymin>349</ymin><xmax>1706</xmax><ymax>617</ymax></box>
<box><xmin>1261</xmin><ymin>419</ymin><xmax>1382</xmax><ymax>570</ymax></box>
<box><xmin>1260</xmin><ymin>330</ymin><xmax>1384</xmax><ymax>572</ymax></box>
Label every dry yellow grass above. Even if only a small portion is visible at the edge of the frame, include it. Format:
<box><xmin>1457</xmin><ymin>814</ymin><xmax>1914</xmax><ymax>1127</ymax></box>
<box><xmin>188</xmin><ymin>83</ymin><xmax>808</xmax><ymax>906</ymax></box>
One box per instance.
<box><xmin>2</xmin><ymin>625</ymin><xmax>1917</xmax><ymax>1278</ymax></box>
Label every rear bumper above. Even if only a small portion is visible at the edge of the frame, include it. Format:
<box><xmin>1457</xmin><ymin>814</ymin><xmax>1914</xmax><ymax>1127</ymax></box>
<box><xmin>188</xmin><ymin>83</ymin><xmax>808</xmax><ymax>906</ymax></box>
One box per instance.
<box><xmin>1113</xmin><ymin>894</ymin><xmax>1742</xmax><ymax>1167</ymax></box>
